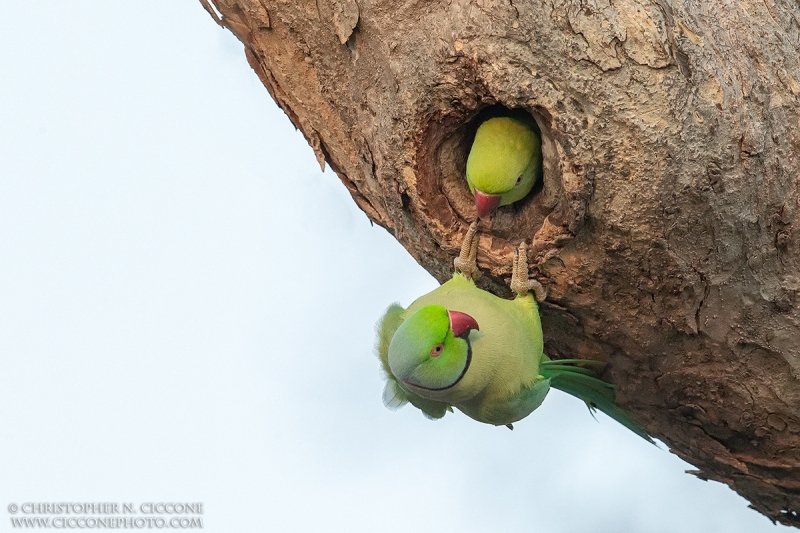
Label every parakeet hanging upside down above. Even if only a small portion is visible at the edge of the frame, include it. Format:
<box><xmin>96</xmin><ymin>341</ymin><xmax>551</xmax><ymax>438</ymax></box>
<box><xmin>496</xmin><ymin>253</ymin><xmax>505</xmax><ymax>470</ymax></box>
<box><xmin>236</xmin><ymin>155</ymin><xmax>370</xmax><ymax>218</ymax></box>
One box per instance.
<box><xmin>376</xmin><ymin>223</ymin><xmax>652</xmax><ymax>441</ymax></box>
<box><xmin>466</xmin><ymin>115</ymin><xmax>542</xmax><ymax>218</ymax></box>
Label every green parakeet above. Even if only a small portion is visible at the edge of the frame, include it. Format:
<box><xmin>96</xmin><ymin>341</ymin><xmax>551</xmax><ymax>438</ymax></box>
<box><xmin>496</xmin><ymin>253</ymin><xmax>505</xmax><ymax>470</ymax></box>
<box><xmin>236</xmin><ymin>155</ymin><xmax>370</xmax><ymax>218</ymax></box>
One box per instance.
<box><xmin>376</xmin><ymin>223</ymin><xmax>652</xmax><ymax>442</ymax></box>
<box><xmin>466</xmin><ymin>115</ymin><xmax>542</xmax><ymax>218</ymax></box>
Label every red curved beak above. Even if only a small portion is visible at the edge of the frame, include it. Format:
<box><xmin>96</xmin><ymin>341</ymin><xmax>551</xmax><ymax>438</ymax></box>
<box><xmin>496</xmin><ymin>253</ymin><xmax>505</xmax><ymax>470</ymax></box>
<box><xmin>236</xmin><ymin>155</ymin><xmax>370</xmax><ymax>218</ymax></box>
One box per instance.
<box><xmin>448</xmin><ymin>310</ymin><xmax>479</xmax><ymax>338</ymax></box>
<box><xmin>474</xmin><ymin>189</ymin><xmax>501</xmax><ymax>218</ymax></box>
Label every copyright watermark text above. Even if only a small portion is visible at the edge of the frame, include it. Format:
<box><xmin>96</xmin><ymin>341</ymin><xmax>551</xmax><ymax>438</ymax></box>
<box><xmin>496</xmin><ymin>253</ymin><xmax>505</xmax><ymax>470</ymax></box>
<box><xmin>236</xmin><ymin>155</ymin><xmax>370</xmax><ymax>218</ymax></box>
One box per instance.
<box><xmin>7</xmin><ymin>503</ymin><xmax>203</xmax><ymax>529</ymax></box>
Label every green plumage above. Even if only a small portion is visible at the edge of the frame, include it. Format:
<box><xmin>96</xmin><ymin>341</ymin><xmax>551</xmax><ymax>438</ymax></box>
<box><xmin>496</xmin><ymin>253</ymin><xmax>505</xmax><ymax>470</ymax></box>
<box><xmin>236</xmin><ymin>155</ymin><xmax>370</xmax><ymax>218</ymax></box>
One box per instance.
<box><xmin>466</xmin><ymin>115</ymin><xmax>542</xmax><ymax>207</ymax></box>
<box><xmin>539</xmin><ymin>358</ymin><xmax>653</xmax><ymax>442</ymax></box>
<box><xmin>376</xmin><ymin>270</ymin><xmax>653</xmax><ymax>442</ymax></box>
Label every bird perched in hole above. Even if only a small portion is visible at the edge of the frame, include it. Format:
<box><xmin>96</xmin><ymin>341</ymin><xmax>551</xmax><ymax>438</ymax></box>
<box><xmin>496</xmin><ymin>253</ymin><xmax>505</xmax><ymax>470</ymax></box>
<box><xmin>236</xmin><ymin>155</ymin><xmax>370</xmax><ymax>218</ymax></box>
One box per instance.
<box><xmin>376</xmin><ymin>222</ymin><xmax>652</xmax><ymax>441</ymax></box>
<box><xmin>466</xmin><ymin>114</ymin><xmax>542</xmax><ymax>218</ymax></box>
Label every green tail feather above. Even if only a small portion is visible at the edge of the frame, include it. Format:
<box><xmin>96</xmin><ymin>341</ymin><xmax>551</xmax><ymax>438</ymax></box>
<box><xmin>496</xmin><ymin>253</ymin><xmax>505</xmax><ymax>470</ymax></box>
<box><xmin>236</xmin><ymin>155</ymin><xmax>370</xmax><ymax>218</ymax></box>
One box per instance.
<box><xmin>540</xmin><ymin>357</ymin><xmax>655</xmax><ymax>444</ymax></box>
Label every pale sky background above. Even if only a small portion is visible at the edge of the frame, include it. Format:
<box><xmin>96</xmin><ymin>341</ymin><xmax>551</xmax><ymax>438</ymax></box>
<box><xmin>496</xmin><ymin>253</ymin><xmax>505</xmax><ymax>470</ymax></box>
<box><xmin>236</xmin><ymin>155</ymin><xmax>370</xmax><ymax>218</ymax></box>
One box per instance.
<box><xmin>0</xmin><ymin>2</ymin><xmax>791</xmax><ymax>532</ymax></box>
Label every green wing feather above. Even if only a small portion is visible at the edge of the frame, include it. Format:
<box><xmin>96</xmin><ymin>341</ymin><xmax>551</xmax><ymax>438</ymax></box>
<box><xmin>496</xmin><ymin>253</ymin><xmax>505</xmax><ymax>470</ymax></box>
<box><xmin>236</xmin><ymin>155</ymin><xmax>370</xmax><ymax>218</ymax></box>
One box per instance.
<box><xmin>375</xmin><ymin>303</ymin><xmax>452</xmax><ymax>419</ymax></box>
<box><xmin>539</xmin><ymin>356</ymin><xmax>655</xmax><ymax>444</ymax></box>
<box><xmin>376</xmin><ymin>304</ymin><xmax>405</xmax><ymax>381</ymax></box>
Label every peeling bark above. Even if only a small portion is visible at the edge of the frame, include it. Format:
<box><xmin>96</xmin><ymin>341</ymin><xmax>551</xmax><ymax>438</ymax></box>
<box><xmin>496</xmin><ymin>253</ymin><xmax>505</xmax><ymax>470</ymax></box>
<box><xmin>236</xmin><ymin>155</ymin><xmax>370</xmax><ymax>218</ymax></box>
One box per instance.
<box><xmin>201</xmin><ymin>0</ymin><xmax>800</xmax><ymax>525</ymax></box>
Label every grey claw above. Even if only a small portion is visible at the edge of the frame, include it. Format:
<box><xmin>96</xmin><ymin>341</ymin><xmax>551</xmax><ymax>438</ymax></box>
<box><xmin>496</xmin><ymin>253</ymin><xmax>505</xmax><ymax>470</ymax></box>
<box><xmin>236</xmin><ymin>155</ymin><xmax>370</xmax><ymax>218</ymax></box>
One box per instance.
<box><xmin>454</xmin><ymin>222</ymin><xmax>480</xmax><ymax>280</ymax></box>
<box><xmin>510</xmin><ymin>241</ymin><xmax>546</xmax><ymax>301</ymax></box>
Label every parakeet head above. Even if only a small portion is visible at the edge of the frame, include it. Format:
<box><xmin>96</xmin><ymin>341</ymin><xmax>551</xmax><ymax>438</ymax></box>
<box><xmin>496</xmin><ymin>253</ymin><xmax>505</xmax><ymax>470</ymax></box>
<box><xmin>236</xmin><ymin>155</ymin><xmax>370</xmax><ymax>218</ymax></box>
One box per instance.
<box><xmin>465</xmin><ymin>116</ymin><xmax>542</xmax><ymax>218</ymax></box>
<box><xmin>387</xmin><ymin>305</ymin><xmax>479</xmax><ymax>392</ymax></box>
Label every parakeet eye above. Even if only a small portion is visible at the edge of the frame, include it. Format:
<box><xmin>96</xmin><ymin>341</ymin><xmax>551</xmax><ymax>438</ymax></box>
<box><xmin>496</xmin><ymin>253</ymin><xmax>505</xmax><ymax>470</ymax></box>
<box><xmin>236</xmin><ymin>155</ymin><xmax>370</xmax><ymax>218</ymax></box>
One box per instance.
<box><xmin>430</xmin><ymin>344</ymin><xmax>444</xmax><ymax>357</ymax></box>
<box><xmin>515</xmin><ymin>175</ymin><xmax>523</xmax><ymax>186</ymax></box>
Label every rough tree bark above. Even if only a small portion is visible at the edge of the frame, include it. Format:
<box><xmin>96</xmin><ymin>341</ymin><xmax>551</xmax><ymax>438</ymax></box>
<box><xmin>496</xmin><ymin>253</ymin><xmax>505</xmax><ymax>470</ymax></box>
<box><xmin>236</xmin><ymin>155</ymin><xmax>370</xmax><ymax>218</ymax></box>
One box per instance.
<box><xmin>200</xmin><ymin>0</ymin><xmax>800</xmax><ymax>525</ymax></box>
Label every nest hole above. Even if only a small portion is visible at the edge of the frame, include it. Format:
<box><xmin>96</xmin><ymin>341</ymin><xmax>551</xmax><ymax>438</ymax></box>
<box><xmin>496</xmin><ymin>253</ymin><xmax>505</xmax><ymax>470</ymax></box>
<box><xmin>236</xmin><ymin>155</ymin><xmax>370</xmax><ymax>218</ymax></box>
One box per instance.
<box><xmin>422</xmin><ymin>103</ymin><xmax>564</xmax><ymax>248</ymax></box>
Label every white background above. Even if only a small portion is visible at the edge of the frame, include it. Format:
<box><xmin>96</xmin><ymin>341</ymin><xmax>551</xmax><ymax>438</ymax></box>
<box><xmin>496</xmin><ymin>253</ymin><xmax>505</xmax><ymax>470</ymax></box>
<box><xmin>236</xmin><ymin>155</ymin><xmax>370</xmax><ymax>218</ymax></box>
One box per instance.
<box><xmin>0</xmin><ymin>2</ymin><xmax>790</xmax><ymax>532</ymax></box>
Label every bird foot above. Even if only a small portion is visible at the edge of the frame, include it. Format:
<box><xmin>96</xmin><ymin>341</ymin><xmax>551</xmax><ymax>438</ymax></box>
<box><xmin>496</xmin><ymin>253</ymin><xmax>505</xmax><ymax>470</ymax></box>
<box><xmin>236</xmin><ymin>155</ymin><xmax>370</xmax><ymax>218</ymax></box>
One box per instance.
<box><xmin>506</xmin><ymin>423</ymin><xmax>514</xmax><ymax>430</ymax></box>
<box><xmin>454</xmin><ymin>222</ymin><xmax>480</xmax><ymax>281</ymax></box>
<box><xmin>510</xmin><ymin>241</ymin><xmax>547</xmax><ymax>302</ymax></box>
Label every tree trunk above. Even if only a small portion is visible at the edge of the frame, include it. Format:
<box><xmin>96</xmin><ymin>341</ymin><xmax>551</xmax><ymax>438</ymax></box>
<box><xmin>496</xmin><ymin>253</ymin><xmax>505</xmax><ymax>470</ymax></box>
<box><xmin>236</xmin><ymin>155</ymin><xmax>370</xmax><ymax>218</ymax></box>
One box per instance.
<box><xmin>201</xmin><ymin>0</ymin><xmax>800</xmax><ymax>525</ymax></box>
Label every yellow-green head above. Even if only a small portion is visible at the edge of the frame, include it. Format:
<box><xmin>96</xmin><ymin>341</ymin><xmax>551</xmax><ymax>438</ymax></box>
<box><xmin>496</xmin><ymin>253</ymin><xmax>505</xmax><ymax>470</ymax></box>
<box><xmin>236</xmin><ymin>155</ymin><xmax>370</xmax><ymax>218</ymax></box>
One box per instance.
<box><xmin>466</xmin><ymin>116</ymin><xmax>542</xmax><ymax>218</ymax></box>
<box><xmin>387</xmin><ymin>305</ymin><xmax>479</xmax><ymax>392</ymax></box>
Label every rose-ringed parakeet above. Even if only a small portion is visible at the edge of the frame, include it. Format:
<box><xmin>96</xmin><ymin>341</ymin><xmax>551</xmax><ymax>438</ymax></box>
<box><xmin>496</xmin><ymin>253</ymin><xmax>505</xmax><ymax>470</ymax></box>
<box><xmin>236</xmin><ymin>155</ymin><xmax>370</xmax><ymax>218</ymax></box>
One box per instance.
<box><xmin>466</xmin><ymin>114</ymin><xmax>542</xmax><ymax>218</ymax></box>
<box><xmin>376</xmin><ymin>223</ymin><xmax>652</xmax><ymax>441</ymax></box>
